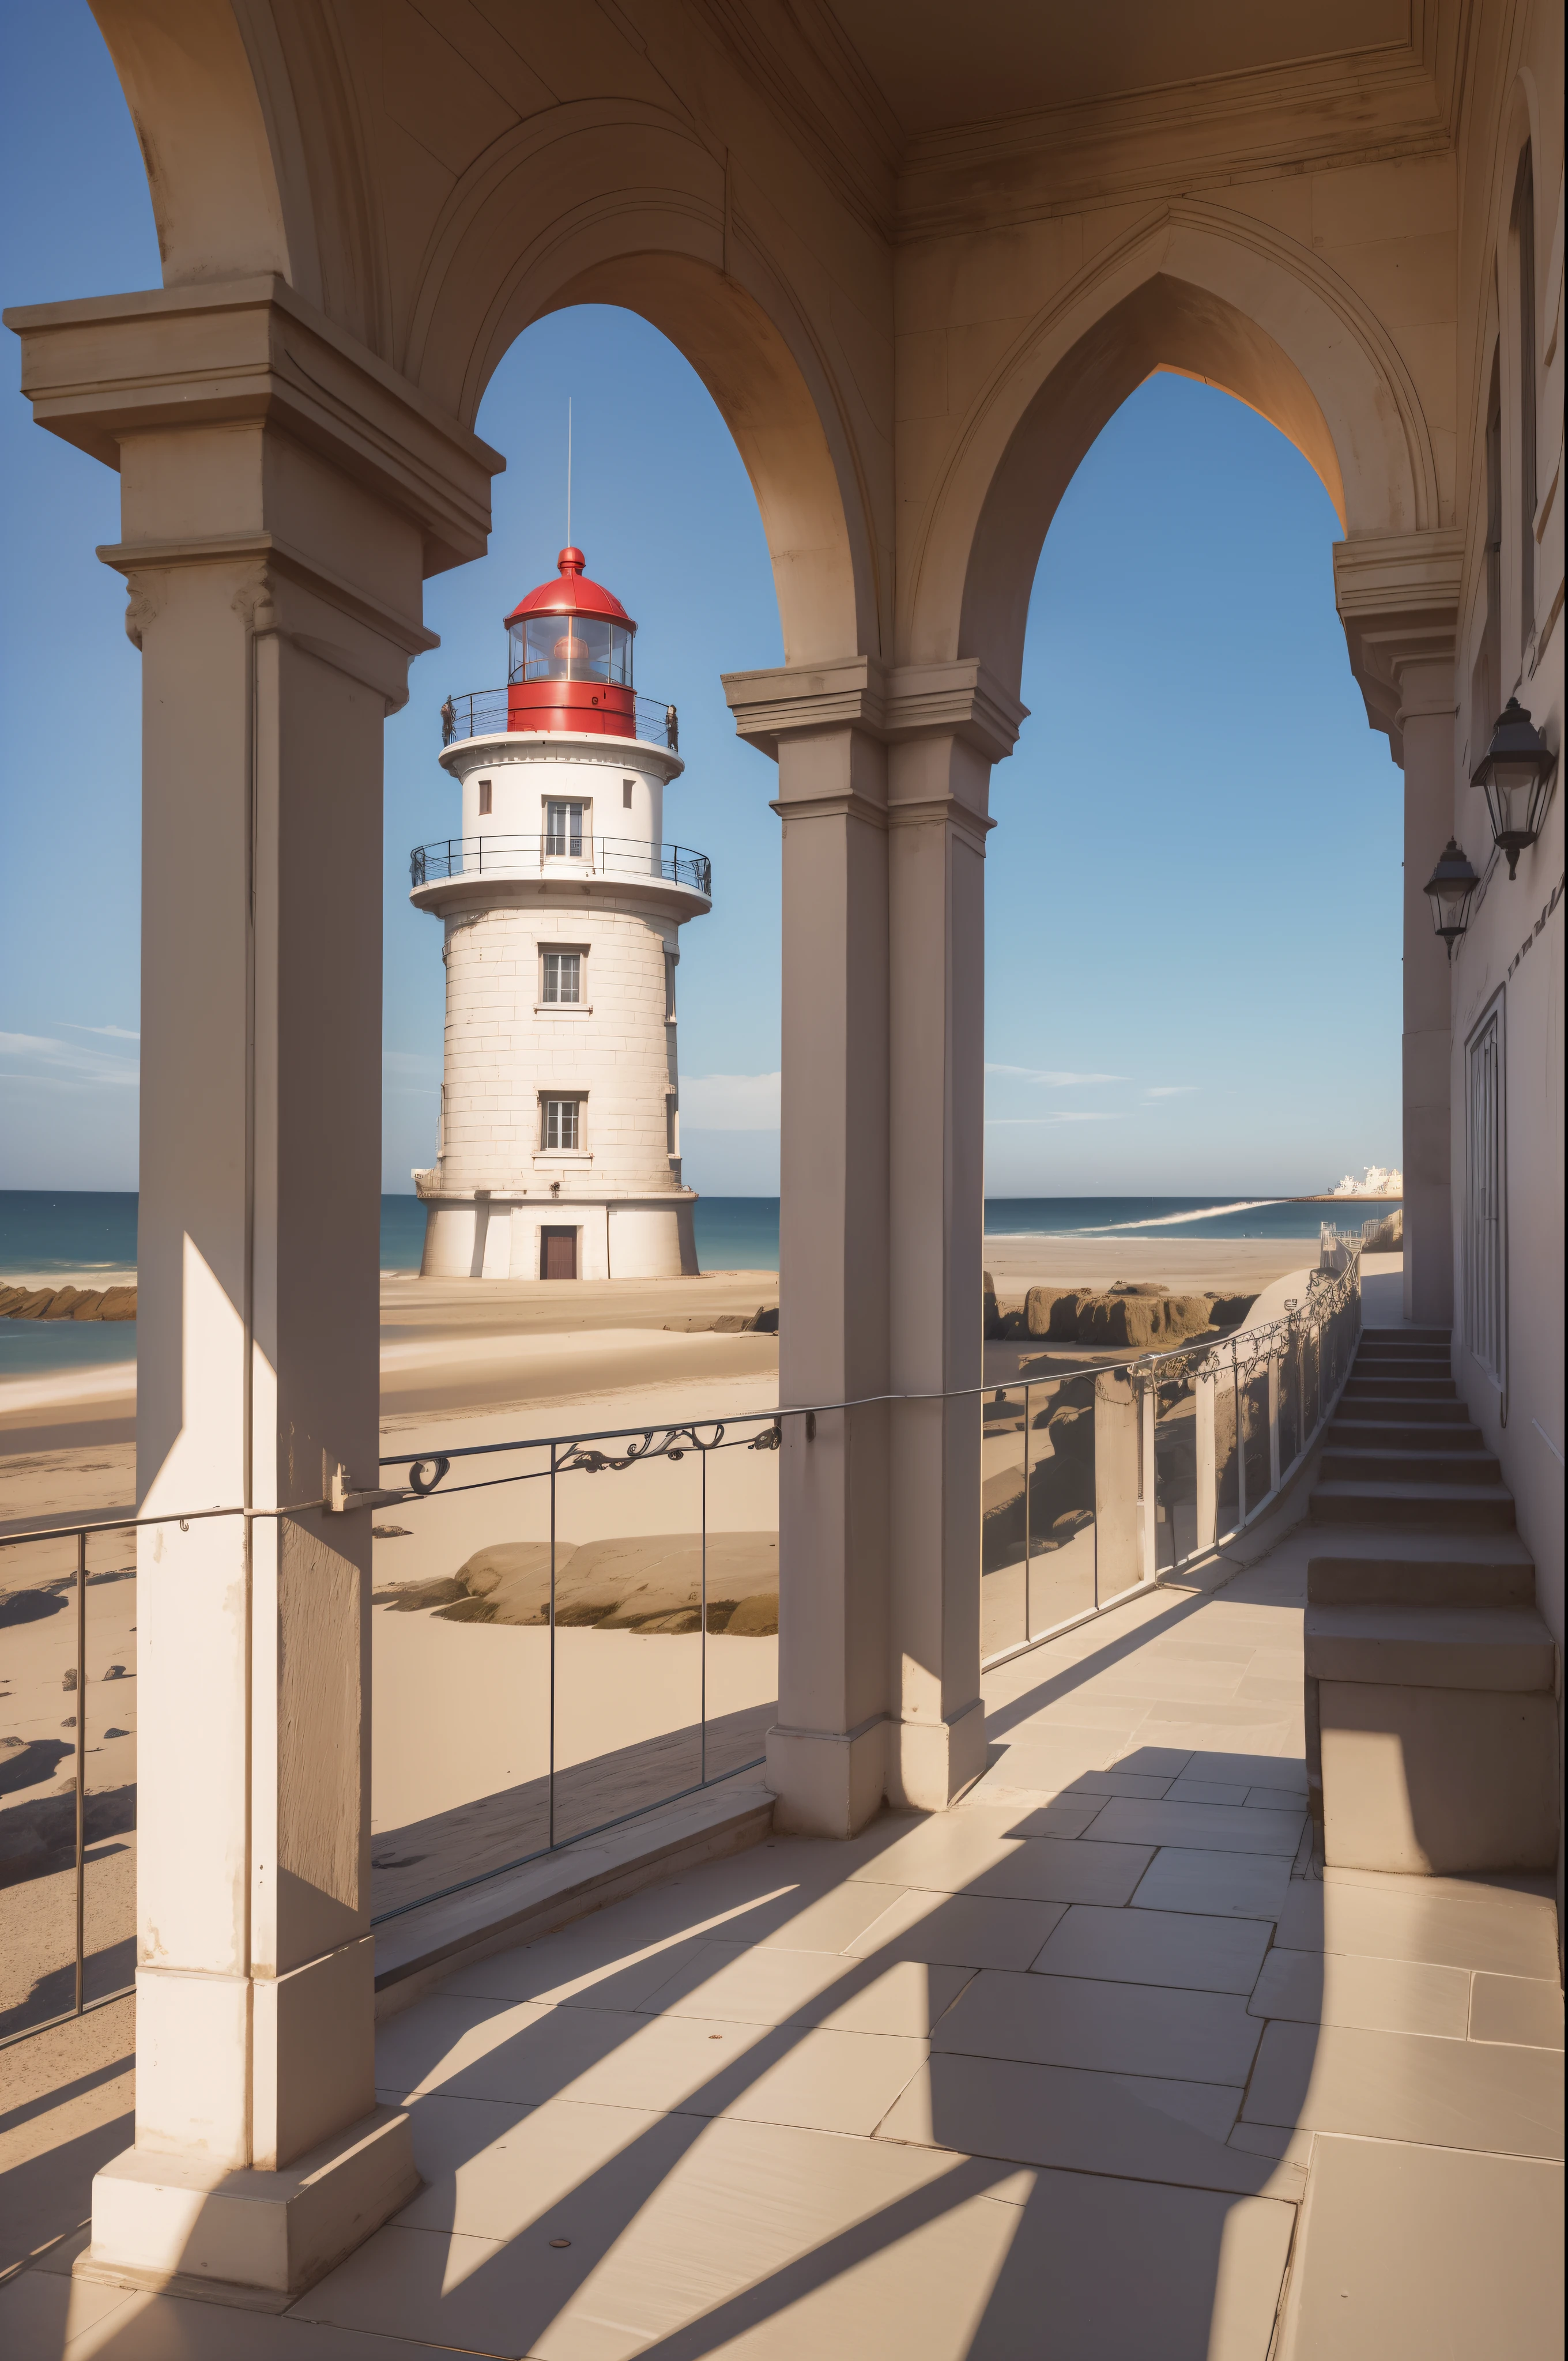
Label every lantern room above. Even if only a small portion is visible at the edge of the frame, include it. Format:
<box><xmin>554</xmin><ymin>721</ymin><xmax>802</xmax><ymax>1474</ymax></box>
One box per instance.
<box><xmin>504</xmin><ymin>546</ymin><xmax>638</xmax><ymax>736</ymax></box>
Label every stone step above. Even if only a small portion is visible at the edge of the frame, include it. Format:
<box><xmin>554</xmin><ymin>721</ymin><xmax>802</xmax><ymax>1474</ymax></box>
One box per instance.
<box><xmin>1351</xmin><ymin>1354</ymin><xmax>1456</xmax><ymax>1376</ymax></box>
<box><xmin>1332</xmin><ymin>1395</ymin><xmax>1469</xmax><ymax>1423</ymax></box>
<box><xmin>1307</xmin><ymin>1548</ymin><xmax>1537</xmax><ymax>1609</ymax></box>
<box><xmin>1326</xmin><ymin>1419</ymin><xmax>1488</xmax><ymax>1454</ymax></box>
<box><xmin>1343</xmin><ymin>1375</ymin><xmax>1458</xmax><ymax>1401</ymax></box>
<box><xmin>1310</xmin><ymin>1479</ymin><xmax>1517</xmax><ymax>1530</ymax></box>
<box><xmin>1357</xmin><ymin>1326</ymin><xmax>1451</xmax><ymax>1345</ymax></box>
<box><xmin>1355</xmin><ymin>1340</ymin><xmax>1451</xmax><ymax>1363</ymax></box>
<box><xmin>1320</xmin><ymin>1446</ymin><xmax>1502</xmax><ymax>1486</ymax></box>
<box><xmin>1305</xmin><ymin>1602</ymin><xmax>1556</xmax><ymax>1692</ymax></box>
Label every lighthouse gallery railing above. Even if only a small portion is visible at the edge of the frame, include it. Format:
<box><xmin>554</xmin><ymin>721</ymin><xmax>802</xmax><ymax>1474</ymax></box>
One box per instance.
<box><xmin>410</xmin><ymin>833</ymin><xmax>712</xmax><ymax>897</ymax></box>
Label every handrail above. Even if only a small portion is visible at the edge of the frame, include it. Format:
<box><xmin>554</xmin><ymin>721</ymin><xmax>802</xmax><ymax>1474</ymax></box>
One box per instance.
<box><xmin>441</xmin><ymin>687</ymin><xmax>678</xmax><ymax>749</ymax></box>
<box><xmin>409</xmin><ymin>832</ymin><xmax>711</xmax><ymax>897</ymax></box>
<box><xmin>1</xmin><ymin>1242</ymin><xmax>1360</xmax><ymax>2040</ymax></box>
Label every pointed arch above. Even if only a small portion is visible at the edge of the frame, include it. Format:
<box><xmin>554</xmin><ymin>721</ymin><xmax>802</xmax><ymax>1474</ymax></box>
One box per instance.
<box><xmin>904</xmin><ymin>201</ymin><xmax>1443</xmax><ymax>688</ymax></box>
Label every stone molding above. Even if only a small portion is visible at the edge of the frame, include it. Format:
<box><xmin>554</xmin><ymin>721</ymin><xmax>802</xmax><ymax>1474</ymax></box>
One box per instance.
<box><xmin>1333</xmin><ymin>527</ymin><xmax>1464</xmax><ymax>756</ymax></box>
<box><xmin>3</xmin><ymin>275</ymin><xmax>501</xmax><ymax>576</ymax></box>
<box><xmin>721</xmin><ymin>655</ymin><xmax>1027</xmax><ymax>765</ymax></box>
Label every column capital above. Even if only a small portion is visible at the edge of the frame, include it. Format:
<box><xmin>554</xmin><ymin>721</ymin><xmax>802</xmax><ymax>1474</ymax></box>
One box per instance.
<box><xmin>4</xmin><ymin>275</ymin><xmax>502</xmax><ymax>578</ymax></box>
<box><xmin>722</xmin><ymin>655</ymin><xmax>1028</xmax><ymax>765</ymax></box>
<box><xmin>1332</xmin><ymin>527</ymin><xmax>1463</xmax><ymax>759</ymax></box>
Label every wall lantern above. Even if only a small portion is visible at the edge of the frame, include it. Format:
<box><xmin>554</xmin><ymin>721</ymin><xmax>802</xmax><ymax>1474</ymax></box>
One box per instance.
<box><xmin>1471</xmin><ymin>697</ymin><xmax>1558</xmax><ymax>878</ymax></box>
<box><xmin>1423</xmin><ymin>838</ymin><xmax>1481</xmax><ymax>959</ymax></box>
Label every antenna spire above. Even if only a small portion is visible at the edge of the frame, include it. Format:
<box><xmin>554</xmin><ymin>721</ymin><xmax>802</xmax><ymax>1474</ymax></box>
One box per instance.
<box><xmin>566</xmin><ymin>398</ymin><xmax>572</xmax><ymax>548</ymax></box>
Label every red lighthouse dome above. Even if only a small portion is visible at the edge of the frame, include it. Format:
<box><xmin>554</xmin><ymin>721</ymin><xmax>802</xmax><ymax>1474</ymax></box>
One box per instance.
<box><xmin>503</xmin><ymin>549</ymin><xmax>638</xmax><ymax>737</ymax></box>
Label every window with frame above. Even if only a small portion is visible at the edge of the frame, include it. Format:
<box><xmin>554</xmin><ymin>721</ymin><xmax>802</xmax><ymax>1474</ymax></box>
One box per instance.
<box><xmin>478</xmin><ymin>778</ymin><xmax>492</xmax><ymax>817</ymax></box>
<box><xmin>544</xmin><ymin>799</ymin><xmax>586</xmax><ymax>858</ymax></box>
<box><xmin>1465</xmin><ymin>998</ymin><xmax>1505</xmax><ymax>1381</ymax></box>
<box><xmin>623</xmin><ymin>778</ymin><xmax>635</xmax><ymax>810</ymax></box>
<box><xmin>542</xmin><ymin>1096</ymin><xmax>584</xmax><ymax>1152</ymax></box>
<box><xmin>541</xmin><ymin>949</ymin><xmax>583</xmax><ymax>1005</ymax></box>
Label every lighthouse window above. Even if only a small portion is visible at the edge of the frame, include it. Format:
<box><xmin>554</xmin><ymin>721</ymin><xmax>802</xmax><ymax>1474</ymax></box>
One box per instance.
<box><xmin>623</xmin><ymin>779</ymin><xmax>634</xmax><ymax>809</ymax></box>
<box><xmin>544</xmin><ymin>800</ymin><xmax>586</xmax><ymax>858</ymax></box>
<box><xmin>477</xmin><ymin>779</ymin><xmax>492</xmax><ymax>816</ymax></box>
<box><xmin>541</xmin><ymin>950</ymin><xmax>582</xmax><ymax>1005</ymax></box>
<box><xmin>512</xmin><ymin>613</ymin><xmax>632</xmax><ymax>687</ymax></box>
<box><xmin>542</xmin><ymin>1096</ymin><xmax>583</xmax><ymax>1152</ymax></box>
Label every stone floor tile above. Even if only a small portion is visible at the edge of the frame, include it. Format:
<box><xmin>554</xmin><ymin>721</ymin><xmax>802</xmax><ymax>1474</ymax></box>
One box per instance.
<box><xmin>442</xmin><ymin>1928</ymin><xmax>712</xmax><ymax>2011</ymax></box>
<box><xmin>376</xmin><ymin>1991</ymin><xmax>559</xmax><ymax>2101</ymax></box>
<box><xmin>1278</xmin><ymin>2136</ymin><xmax>1565</xmax><ymax>2361</ymax></box>
<box><xmin>393</xmin><ymin>2090</ymin><xmax>694</xmax><ymax>2241</ymax></box>
<box><xmin>1057</xmin><ymin>1767</ymin><xmax>1175</xmax><ymax>1798</ymax></box>
<box><xmin>1469</xmin><ymin>1972</ymin><xmax>1566</xmax><ymax>2050</ymax></box>
<box><xmin>1245</xmin><ymin>1786</ymin><xmax>1305</xmax><ymax>1809</ymax></box>
<box><xmin>879</xmin><ymin>2053</ymin><xmax>1304</xmax><ymax>2201</ymax></box>
<box><xmin>1107</xmin><ymin>2072</ymin><xmax>1243</xmax><ymax>2140</ymax></box>
<box><xmin>933</xmin><ymin>1966</ymin><xmax>1264</xmax><ymax>2084</ymax></box>
<box><xmin>1164</xmin><ymin>1778</ymin><xmax>1252</xmax><ymax>1806</ymax></box>
<box><xmin>846</xmin><ymin>1889</ymin><xmax>1069</xmax><ymax>1971</ymax></box>
<box><xmin>1084</xmin><ymin>1798</ymin><xmax>1306</xmax><ymax>1855</ymax></box>
<box><xmin>1141</xmin><ymin>1640</ymin><xmax>1259</xmax><ymax>1665</ymax></box>
<box><xmin>1228</xmin><ymin>2120</ymin><xmax>1314</xmax><ymax>2165</ymax></box>
<box><xmin>1096</xmin><ymin>1667</ymin><xmax>1247</xmax><ymax>1703</ymax></box>
<box><xmin>1103</xmin><ymin>1744</ymin><xmax>1196</xmax><ymax>1777</ymax></box>
<box><xmin>1242</xmin><ymin>2019</ymin><xmax>1565</xmax><ymax>2156</ymax></box>
<box><xmin>1319</xmin><ymin>1862</ymin><xmax>1555</xmax><ymax>1911</ymax></box>
<box><xmin>699</xmin><ymin>2022</ymin><xmax>930</xmax><ymax>2137</ymax></box>
<box><xmin>1177</xmin><ymin>1755</ymin><xmax>1309</xmax><ymax>1790</ymax></box>
<box><xmin>1272</xmin><ymin>1881</ymin><xmax>1563</xmax><ymax>1977</ymax></box>
<box><xmin>960</xmin><ymin>2173</ymin><xmax>1294</xmax><ymax>2361</ymax></box>
<box><xmin>634</xmin><ymin>1940</ymin><xmax>974</xmax><ymax>2036</ymax></box>
<box><xmin>1007</xmin><ymin>1695</ymin><xmax>1153</xmax><ymax>1733</ymax></box>
<box><xmin>849</xmin><ymin>1811</ymin><xmax>1154</xmax><ymax>1905</ymax></box>
<box><xmin>1031</xmin><ymin>1901</ymin><xmax>1273</xmax><ymax>1993</ymax></box>
<box><xmin>67</xmin><ymin>2284</ymin><xmax>446</xmax><ymax>2359</ymax></box>
<box><xmin>1235</xmin><ymin>1677</ymin><xmax>1301</xmax><ymax>1703</ymax></box>
<box><xmin>1130</xmin><ymin>1847</ymin><xmax>1292</xmax><ymax>1921</ymax></box>
<box><xmin>974</xmin><ymin>1797</ymin><xmax>1106</xmax><ymax>1836</ymax></box>
<box><xmin>1142</xmin><ymin>1701</ymin><xmax>1301</xmax><ymax>1734</ymax></box>
<box><xmin>1248</xmin><ymin>1946</ymin><xmax>1470</xmax><ymax>2038</ymax></box>
<box><xmin>0</xmin><ymin>2272</ymin><xmax>132</xmax><ymax>2361</ymax></box>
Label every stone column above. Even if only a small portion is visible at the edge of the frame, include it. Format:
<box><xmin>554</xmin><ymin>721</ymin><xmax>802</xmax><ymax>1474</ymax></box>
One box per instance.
<box><xmin>1333</xmin><ymin>531</ymin><xmax>1464</xmax><ymax>1332</ymax></box>
<box><xmin>722</xmin><ymin>659</ymin><xmax>1022</xmax><ymax>1834</ymax></box>
<box><xmin>8</xmin><ymin>281</ymin><xmax>497</xmax><ymax>2302</ymax></box>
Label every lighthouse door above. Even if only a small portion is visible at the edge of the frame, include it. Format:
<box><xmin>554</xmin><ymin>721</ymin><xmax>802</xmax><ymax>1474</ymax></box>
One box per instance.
<box><xmin>541</xmin><ymin>1225</ymin><xmax>578</xmax><ymax>1280</ymax></box>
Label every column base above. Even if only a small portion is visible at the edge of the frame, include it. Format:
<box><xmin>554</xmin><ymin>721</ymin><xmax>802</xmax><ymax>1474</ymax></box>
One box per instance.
<box><xmin>766</xmin><ymin>1716</ymin><xmax>888</xmax><ymax>1837</ymax></box>
<box><xmin>75</xmin><ymin>2103</ymin><xmax>418</xmax><ymax>2307</ymax></box>
<box><xmin>886</xmin><ymin>1696</ymin><xmax>987</xmax><ymax>1812</ymax></box>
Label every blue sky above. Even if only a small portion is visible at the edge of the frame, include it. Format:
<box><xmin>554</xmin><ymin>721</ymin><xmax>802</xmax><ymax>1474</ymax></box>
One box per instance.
<box><xmin>1</xmin><ymin>5</ymin><xmax>1405</xmax><ymax>1200</ymax></box>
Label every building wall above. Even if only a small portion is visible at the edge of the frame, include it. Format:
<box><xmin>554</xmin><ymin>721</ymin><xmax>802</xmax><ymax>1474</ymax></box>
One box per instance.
<box><xmin>435</xmin><ymin>891</ymin><xmax>682</xmax><ymax>1200</ymax></box>
<box><xmin>1448</xmin><ymin>0</ymin><xmax>1565</xmax><ymax>1659</ymax></box>
<box><xmin>445</xmin><ymin>739</ymin><xmax>672</xmax><ymax>850</ymax></box>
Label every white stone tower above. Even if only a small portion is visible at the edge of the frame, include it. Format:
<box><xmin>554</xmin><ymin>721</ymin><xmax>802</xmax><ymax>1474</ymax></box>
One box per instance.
<box><xmin>411</xmin><ymin>547</ymin><xmax>710</xmax><ymax>1279</ymax></box>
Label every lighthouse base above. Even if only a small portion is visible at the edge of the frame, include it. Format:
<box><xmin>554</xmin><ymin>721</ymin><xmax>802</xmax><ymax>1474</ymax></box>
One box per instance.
<box><xmin>418</xmin><ymin>1192</ymin><xmax>698</xmax><ymax>1281</ymax></box>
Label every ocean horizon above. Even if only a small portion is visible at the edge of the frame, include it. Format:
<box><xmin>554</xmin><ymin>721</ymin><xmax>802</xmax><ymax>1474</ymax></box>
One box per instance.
<box><xmin>1</xmin><ymin>1187</ymin><xmax>1396</xmax><ymax>1382</ymax></box>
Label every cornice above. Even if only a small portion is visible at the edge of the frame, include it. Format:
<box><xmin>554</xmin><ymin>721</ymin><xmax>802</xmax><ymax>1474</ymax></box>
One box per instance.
<box><xmin>3</xmin><ymin>276</ymin><xmax>502</xmax><ymax>575</ymax></box>
<box><xmin>1333</xmin><ymin>525</ymin><xmax>1465</xmax><ymax>753</ymax></box>
<box><xmin>722</xmin><ymin>655</ymin><xmax>1027</xmax><ymax>765</ymax></box>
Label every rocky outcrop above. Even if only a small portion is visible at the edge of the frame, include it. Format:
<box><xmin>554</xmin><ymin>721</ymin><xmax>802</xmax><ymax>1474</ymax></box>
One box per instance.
<box><xmin>986</xmin><ymin>1278</ymin><xmax>1257</xmax><ymax>1347</ymax></box>
<box><xmin>0</xmin><ymin>1282</ymin><xmax>137</xmax><ymax>1321</ymax></box>
<box><xmin>374</xmin><ymin>1529</ymin><xmax>780</xmax><ymax>1636</ymax></box>
<box><xmin>1023</xmin><ymin>1287</ymin><xmax>1091</xmax><ymax>1338</ymax></box>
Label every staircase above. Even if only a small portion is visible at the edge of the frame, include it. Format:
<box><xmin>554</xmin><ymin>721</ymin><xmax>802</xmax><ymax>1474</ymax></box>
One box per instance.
<box><xmin>1303</xmin><ymin>1327</ymin><xmax>1559</xmax><ymax>1876</ymax></box>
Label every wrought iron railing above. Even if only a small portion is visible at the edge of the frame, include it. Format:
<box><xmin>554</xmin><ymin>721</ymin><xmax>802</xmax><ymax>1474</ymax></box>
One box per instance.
<box><xmin>409</xmin><ymin>833</ymin><xmax>711</xmax><ymax>897</ymax></box>
<box><xmin>440</xmin><ymin>688</ymin><xmax>679</xmax><ymax>748</ymax></box>
<box><xmin>0</xmin><ymin>1245</ymin><xmax>1360</xmax><ymax>2042</ymax></box>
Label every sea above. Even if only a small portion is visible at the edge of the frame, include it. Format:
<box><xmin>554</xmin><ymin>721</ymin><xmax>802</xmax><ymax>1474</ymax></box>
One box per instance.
<box><xmin>0</xmin><ymin>1189</ymin><xmax>1397</xmax><ymax>1383</ymax></box>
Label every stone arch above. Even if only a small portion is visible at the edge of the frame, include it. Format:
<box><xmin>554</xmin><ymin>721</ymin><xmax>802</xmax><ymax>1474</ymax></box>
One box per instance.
<box><xmin>400</xmin><ymin>102</ymin><xmax>881</xmax><ymax>666</ymax></box>
<box><xmin>905</xmin><ymin>201</ymin><xmax>1442</xmax><ymax>688</ymax></box>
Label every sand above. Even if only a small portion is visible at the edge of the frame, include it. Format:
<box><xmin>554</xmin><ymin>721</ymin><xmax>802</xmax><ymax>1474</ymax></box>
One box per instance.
<box><xmin>982</xmin><ymin>1233</ymin><xmax>1332</xmax><ymax>1295</ymax></box>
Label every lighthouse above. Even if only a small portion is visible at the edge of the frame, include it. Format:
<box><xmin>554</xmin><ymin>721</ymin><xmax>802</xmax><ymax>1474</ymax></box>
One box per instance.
<box><xmin>410</xmin><ymin>548</ymin><xmax>710</xmax><ymax>1280</ymax></box>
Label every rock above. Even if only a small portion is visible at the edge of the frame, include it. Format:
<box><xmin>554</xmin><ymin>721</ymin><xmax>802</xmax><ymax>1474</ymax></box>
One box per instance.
<box><xmin>1208</xmin><ymin>1293</ymin><xmax>1257</xmax><ymax>1325</ymax></box>
<box><xmin>1024</xmin><ymin>1287</ymin><xmax>1090</xmax><ymax>1340</ymax></box>
<box><xmin>6</xmin><ymin>1288</ymin><xmax>58</xmax><ymax>1320</ymax></box>
<box><xmin>0</xmin><ymin>1286</ymin><xmax>26</xmax><ymax>1317</ymax></box>
<box><xmin>1110</xmin><ymin>1281</ymin><xmax>1166</xmax><ymax>1296</ymax></box>
<box><xmin>61</xmin><ymin>1666</ymin><xmax>78</xmax><ymax>1692</ymax></box>
<box><xmin>982</xmin><ymin>1271</ymin><xmax>1004</xmax><ymax>1339</ymax></box>
<box><xmin>1076</xmin><ymin>1291</ymin><xmax>1216</xmax><ymax>1348</ymax></box>
<box><xmin>69</xmin><ymin>1291</ymin><xmax>107</xmax><ymax>1320</ymax></box>
<box><xmin>438</xmin><ymin>1532</ymin><xmax>779</xmax><ymax>1634</ymax></box>
<box><xmin>749</xmin><ymin>1304</ymin><xmax>779</xmax><ymax>1333</ymax></box>
<box><xmin>97</xmin><ymin>1286</ymin><xmax>137</xmax><ymax>1322</ymax></box>
<box><xmin>40</xmin><ymin>1287</ymin><xmax>91</xmax><ymax>1321</ymax></box>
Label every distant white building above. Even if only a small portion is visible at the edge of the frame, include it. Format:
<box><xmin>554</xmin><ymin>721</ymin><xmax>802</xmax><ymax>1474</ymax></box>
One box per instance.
<box><xmin>411</xmin><ymin>547</ymin><xmax>710</xmax><ymax>1279</ymax></box>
